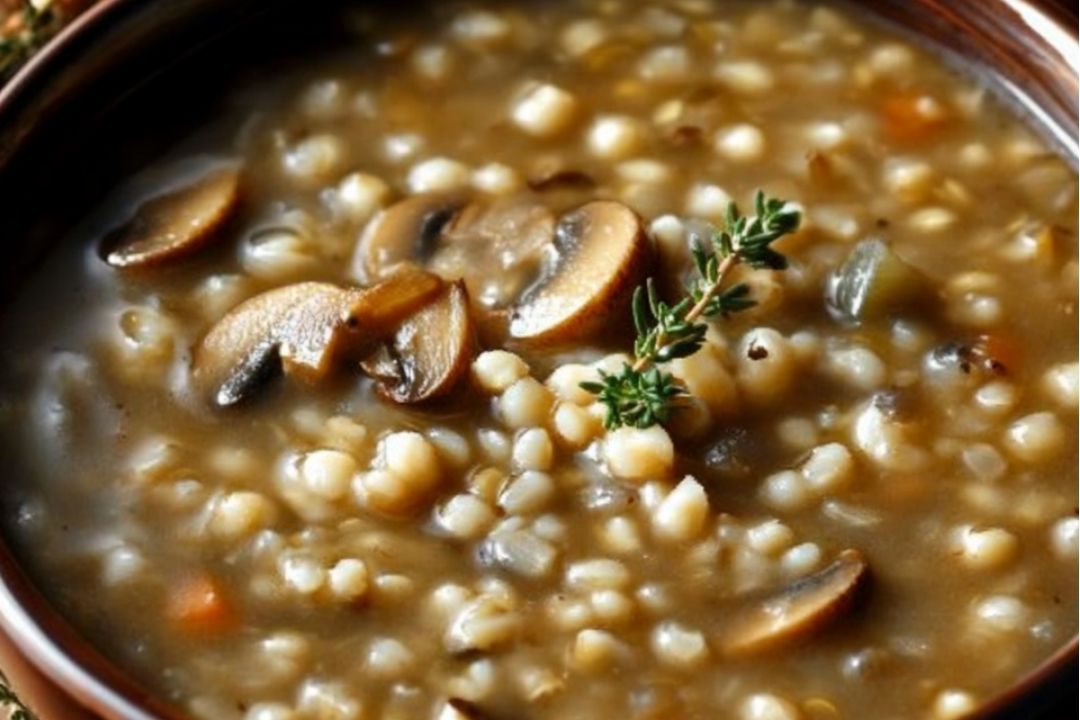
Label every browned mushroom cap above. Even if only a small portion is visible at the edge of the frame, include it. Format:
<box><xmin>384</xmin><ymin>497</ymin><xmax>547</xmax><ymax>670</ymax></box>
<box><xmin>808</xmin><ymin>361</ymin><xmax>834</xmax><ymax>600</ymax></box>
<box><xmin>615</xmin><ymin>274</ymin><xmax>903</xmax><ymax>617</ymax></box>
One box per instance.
<box><xmin>361</xmin><ymin>280</ymin><xmax>477</xmax><ymax>403</ymax></box>
<box><xmin>718</xmin><ymin>548</ymin><xmax>870</xmax><ymax>656</ymax></box>
<box><xmin>194</xmin><ymin>267</ymin><xmax>442</xmax><ymax>407</ymax></box>
<box><xmin>509</xmin><ymin>200</ymin><xmax>650</xmax><ymax>344</ymax></box>
<box><xmin>353</xmin><ymin>193</ymin><xmax>465</xmax><ymax>281</ymax></box>
<box><xmin>102</xmin><ymin>167</ymin><xmax>241</xmax><ymax>269</ymax></box>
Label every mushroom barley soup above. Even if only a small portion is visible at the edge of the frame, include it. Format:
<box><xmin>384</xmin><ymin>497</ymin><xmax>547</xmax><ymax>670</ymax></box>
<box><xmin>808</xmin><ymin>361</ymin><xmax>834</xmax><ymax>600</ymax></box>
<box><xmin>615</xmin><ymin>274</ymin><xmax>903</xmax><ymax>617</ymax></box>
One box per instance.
<box><xmin>1</xmin><ymin>1</ymin><xmax>1077</xmax><ymax>719</ymax></box>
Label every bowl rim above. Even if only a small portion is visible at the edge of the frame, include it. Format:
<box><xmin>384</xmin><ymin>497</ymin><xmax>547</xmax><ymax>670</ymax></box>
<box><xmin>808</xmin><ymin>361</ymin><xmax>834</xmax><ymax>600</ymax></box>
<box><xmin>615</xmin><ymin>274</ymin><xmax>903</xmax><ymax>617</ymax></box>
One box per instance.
<box><xmin>0</xmin><ymin>1</ymin><xmax>1077</xmax><ymax>719</ymax></box>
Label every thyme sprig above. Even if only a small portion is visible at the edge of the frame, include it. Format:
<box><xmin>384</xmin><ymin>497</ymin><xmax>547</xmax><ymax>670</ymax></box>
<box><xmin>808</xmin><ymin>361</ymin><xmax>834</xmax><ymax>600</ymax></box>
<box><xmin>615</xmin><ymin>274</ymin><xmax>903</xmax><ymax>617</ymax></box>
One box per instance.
<box><xmin>581</xmin><ymin>191</ymin><xmax>800</xmax><ymax>430</ymax></box>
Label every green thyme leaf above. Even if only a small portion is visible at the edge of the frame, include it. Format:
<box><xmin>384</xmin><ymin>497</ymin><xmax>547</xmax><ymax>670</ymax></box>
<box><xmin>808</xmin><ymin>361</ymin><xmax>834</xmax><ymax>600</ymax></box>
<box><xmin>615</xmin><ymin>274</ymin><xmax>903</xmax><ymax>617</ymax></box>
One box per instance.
<box><xmin>579</xmin><ymin>191</ymin><xmax>801</xmax><ymax>430</ymax></box>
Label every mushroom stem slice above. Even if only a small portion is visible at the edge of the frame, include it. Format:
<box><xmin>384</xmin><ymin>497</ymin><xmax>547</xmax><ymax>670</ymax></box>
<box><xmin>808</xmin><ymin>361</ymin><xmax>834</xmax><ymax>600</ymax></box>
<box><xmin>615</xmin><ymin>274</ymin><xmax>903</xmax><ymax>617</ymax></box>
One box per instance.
<box><xmin>719</xmin><ymin>548</ymin><xmax>870</xmax><ymax>656</ymax></box>
<box><xmin>361</xmin><ymin>280</ymin><xmax>477</xmax><ymax>403</ymax></box>
<box><xmin>194</xmin><ymin>269</ymin><xmax>443</xmax><ymax>407</ymax></box>
<box><xmin>509</xmin><ymin>200</ymin><xmax>650</xmax><ymax>345</ymax></box>
<box><xmin>103</xmin><ymin>166</ymin><xmax>241</xmax><ymax>269</ymax></box>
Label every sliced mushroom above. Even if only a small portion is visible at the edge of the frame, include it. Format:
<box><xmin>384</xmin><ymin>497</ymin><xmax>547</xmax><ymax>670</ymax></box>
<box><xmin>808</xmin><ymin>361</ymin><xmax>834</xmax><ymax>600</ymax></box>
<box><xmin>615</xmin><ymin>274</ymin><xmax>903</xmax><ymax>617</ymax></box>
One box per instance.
<box><xmin>361</xmin><ymin>280</ymin><xmax>476</xmax><ymax>403</ymax></box>
<box><xmin>718</xmin><ymin>549</ymin><xmax>870</xmax><ymax>656</ymax></box>
<box><xmin>353</xmin><ymin>193</ymin><xmax>465</xmax><ymax>282</ymax></box>
<box><xmin>509</xmin><ymin>200</ymin><xmax>650</xmax><ymax>344</ymax></box>
<box><xmin>193</xmin><ymin>267</ymin><xmax>442</xmax><ymax>407</ymax></box>
<box><xmin>436</xmin><ymin>197</ymin><xmax>557</xmax><ymax>307</ymax></box>
<box><xmin>102</xmin><ymin>167</ymin><xmax>241</xmax><ymax>269</ymax></box>
<box><xmin>437</xmin><ymin>698</ymin><xmax>491</xmax><ymax>720</ymax></box>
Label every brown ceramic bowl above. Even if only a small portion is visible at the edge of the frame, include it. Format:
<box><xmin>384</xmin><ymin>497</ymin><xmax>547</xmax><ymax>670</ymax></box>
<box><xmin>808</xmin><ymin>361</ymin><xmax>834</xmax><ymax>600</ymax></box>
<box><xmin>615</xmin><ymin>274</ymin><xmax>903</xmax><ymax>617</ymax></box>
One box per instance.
<box><xmin>0</xmin><ymin>1</ymin><xmax>1076</xmax><ymax>718</ymax></box>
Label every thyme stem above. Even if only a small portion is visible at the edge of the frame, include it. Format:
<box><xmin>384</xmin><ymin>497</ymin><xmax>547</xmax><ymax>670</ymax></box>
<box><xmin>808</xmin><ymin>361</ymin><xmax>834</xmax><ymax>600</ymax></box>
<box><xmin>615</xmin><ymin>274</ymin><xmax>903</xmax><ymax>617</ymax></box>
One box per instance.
<box><xmin>582</xmin><ymin>191</ymin><xmax>801</xmax><ymax>430</ymax></box>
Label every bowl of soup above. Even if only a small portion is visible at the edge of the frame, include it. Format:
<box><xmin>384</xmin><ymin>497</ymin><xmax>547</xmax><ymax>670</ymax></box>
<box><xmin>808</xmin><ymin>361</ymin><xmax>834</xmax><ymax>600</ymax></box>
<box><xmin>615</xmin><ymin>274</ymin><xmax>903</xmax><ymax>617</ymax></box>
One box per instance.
<box><xmin>0</xmin><ymin>1</ymin><xmax>1076</xmax><ymax>719</ymax></box>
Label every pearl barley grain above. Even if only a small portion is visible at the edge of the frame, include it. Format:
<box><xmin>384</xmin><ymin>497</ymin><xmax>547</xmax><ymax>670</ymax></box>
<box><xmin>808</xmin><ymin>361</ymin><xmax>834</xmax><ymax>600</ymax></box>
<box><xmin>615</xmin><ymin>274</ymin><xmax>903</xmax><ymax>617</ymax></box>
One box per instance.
<box><xmin>473</xmin><ymin>350</ymin><xmax>530</xmax><ymax>395</ymax></box>
<box><xmin>587</xmin><ymin>115</ymin><xmax>645</xmax><ymax>159</ymax></box>
<box><xmin>652</xmin><ymin>477</ymin><xmax>709</xmax><ymax>542</ymax></box>
<box><xmin>407</xmin><ymin>157</ymin><xmax>471</xmax><ymax>193</ymax></box>
<box><xmin>603</xmin><ymin>426</ymin><xmax>674</xmax><ymax>481</ymax></box>
<box><xmin>933</xmin><ymin>689</ymin><xmax>978</xmax><ymax>720</ymax></box>
<box><xmin>499</xmin><ymin>377</ymin><xmax>554</xmax><ymax>429</ymax></box>
<box><xmin>650</xmin><ymin>621</ymin><xmax>708</xmax><ymax>668</ymax></box>
<box><xmin>1004</xmin><ymin>412</ymin><xmax>1065</xmax><ymax>464</ymax></box>
<box><xmin>511</xmin><ymin>83</ymin><xmax>578</xmax><ymax>138</ymax></box>
<box><xmin>739</xmin><ymin>693</ymin><xmax>801</xmax><ymax>720</ymax></box>
<box><xmin>714</xmin><ymin>124</ymin><xmax>766</xmax><ymax>163</ymax></box>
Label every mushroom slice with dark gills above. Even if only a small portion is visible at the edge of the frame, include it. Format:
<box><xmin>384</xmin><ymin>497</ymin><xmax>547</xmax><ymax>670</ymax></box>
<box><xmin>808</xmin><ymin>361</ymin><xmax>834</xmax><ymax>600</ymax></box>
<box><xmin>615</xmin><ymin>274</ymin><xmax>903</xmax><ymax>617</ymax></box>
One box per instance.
<box><xmin>193</xmin><ymin>266</ymin><xmax>442</xmax><ymax>407</ymax></box>
<box><xmin>354</xmin><ymin>192</ymin><xmax>557</xmax><ymax>303</ymax></box>
<box><xmin>509</xmin><ymin>200</ymin><xmax>651</xmax><ymax>345</ymax></box>
<box><xmin>353</xmin><ymin>193</ymin><xmax>466</xmax><ymax>281</ymax></box>
<box><xmin>361</xmin><ymin>280</ymin><xmax>477</xmax><ymax>403</ymax></box>
<box><xmin>102</xmin><ymin>166</ymin><xmax>241</xmax><ymax>269</ymax></box>
<box><xmin>435</xmin><ymin>196</ymin><xmax>557</xmax><ymax>309</ymax></box>
<box><xmin>718</xmin><ymin>548</ymin><xmax>871</xmax><ymax>656</ymax></box>
<box><xmin>353</xmin><ymin>192</ymin><xmax>558</xmax><ymax>344</ymax></box>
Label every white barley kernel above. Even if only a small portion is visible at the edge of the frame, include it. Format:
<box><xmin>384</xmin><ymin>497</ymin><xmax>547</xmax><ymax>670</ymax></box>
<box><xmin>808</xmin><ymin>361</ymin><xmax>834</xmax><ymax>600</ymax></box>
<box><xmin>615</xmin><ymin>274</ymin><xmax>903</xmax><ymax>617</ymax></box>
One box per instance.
<box><xmin>499</xmin><ymin>377</ymin><xmax>554</xmax><ymax>429</ymax></box>
<box><xmin>587</xmin><ymin>115</ymin><xmax>645</xmax><ymax>159</ymax></box>
<box><xmin>1004</xmin><ymin>412</ymin><xmax>1065</xmax><ymax>464</ymax></box>
<box><xmin>282</xmin><ymin>135</ymin><xmax>345</xmax><ymax>182</ymax></box>
<box><xmin>932</xmin><ymin>689</ymin><xmax>979</xmax><ymax>720</ymax></box>
<box><xmin>953</xmin><ymin>525</ymin><xmax>1018</xmax><ymax>570</ymax></box>
<box><xmin>572</xmin><ymin>628</ymin><xmax>626</xmax><ymax>671</ymax></box>
<box><xmin>512</xmin><ymin>428</ymin><xmax>554</xmax><ymax>471</ymax></box>
<box><xmin>739</xmin><ymin>693</ymin><xmax>801</xmax><ymax>720</ymax></box>
<box><xmin>335</xmin><ymin>172</ymin><xmax>391</xmax><ymax>222</ymax></box>
<box><xmin>498</xmin><ymin>471</ymin><xmax>556</xmax><ymax>516</ymax></box>
<box><xmin>1049</xmin><ymin>516</ymin><xmax>1079</xmax><ymax>559</ymax></box>
<box><xmin>1042</xmin><ymin>362</ymin><xmax>1079</xmax><ymax>409</ymax></box>
<box><xmin>566</xmin><ymin>559</ymin><xmax>631</xmax><ymax>591</ymax></box>
<box><xmin>472</xmin><ymin>162</ymin><xmax>522</xmax><ymax>195</ymax></box>
<box><xmin>210</xmin><ymin>491</ymin><xmax>276</xmax><ymax>540</ymax></box>
<box><xmin>599</xmin><ymin>516</ymin><xmax>643</xmax><ymax>555</ymax></box>
<box><xmin>714</xmin><ymin>60</ymin><xmax>775</xmax><ymax>95</ymax></box>
<box><xmin>603</xmin><ymin>426</ymin><xmax>674</xmax><ymax>481</ymax></box>
<box><xmin>714</xmin><ymin>124</ymin><xmax>766</xmax><ymax>163</ymax></box>
<box><xmin>300</xmin><ymin>449</ymin><xmax>357</xmax><ymax>501</ymax></box>
<box><xmin>328</xmin><ymin>558</ymin><xmax>369</xmax><ymax>602</ymax></box>
<box><xmin>685</xmin><ymin>183</ymin><xmax>733</xmax><ymax>219</ymax></box>
<box><xmin>781</xmin><ymin>542</ymin><xmax>822</xmax><ymax>576</ymax></box>
<box><xmin>974</xmin><ymin>595</ymin><xmax>1029</xmax><ymax>633</ymax></box>
<box><xmin>590</xmin><ymin>589</ymin><xmax>635</xmax><ymax>626</ymax></box>
<box><xmin>511</xmin><ymin>83</ymin><xmax>578</xmax><ymax>138</ymax></box>
<box><xmin>552</xmin><ymin>402</ymin><xmax>601</xmax><ymax>448</ymax></box>
<box><xmin>365</xmin><ymin>637</ymin><xmax>415</xmax><ymax>678</ymax></box>
<box><xmin>650</xmin><ymin>621</ymin><xmax>708</xmax><ymax>668</ymax></box>
<box><xmin>638</xmin><ymin>45</ymin><xmax>691</xmax><ymax>83</ymax></box>
<box><xmin>451</xmin><ymin>10</ymin><xmax>511</xmax><ymax>48</ymax></box>
<box><xmin>407</xmin><ymin>157</ymin><xmax>471</xmax><ymax>193</ymax></box>
<box><xmin>560</xmin><ymin>19</ymin><xmax>607</xmax><ymax>57</ymax></box>
<box><xmin>801</xmin><ymin>442</ymin><xmax>855</xmax><ymax>494</ymax></box>
<box><xmin>473</xmin><ymin>350</ymin><xmax>530</xmax><ymax>394</ymax></box>
<box><xmin>437</xmin><ymin>494</ymin><xmax>496</xmax><ymax>539</ymax></box>
<box><xmin>746</xmin><ymin>520</ymin><xmax>796</xmax><ymax>557</ymax></box>
<box><xmin>652</xmin><ymin>476</ymin><xmax>709</xmax><ymax>543</ymax></box>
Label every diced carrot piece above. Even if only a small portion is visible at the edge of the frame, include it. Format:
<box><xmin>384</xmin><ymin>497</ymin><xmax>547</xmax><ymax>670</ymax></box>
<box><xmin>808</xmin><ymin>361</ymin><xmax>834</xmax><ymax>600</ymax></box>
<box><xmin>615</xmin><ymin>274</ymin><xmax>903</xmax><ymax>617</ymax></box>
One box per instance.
<box><xmin>167</xmin><ymin>574</ymin><xmax>237</xmax><ymax>634</ymax></box>
<box><xmin>881</xmin><ymin>92</ymin><xmax>948</xmax><ymax>144</ymax></box>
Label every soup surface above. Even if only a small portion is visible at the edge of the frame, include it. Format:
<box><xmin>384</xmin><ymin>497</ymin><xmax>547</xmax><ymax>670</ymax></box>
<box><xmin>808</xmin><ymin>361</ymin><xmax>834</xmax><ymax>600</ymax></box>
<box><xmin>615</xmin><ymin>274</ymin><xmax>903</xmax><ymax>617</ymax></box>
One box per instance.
<box><xmin>1</xmin><ymin>1</ymin><xmax>1077</xmax><ymax>719</ymax></box>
